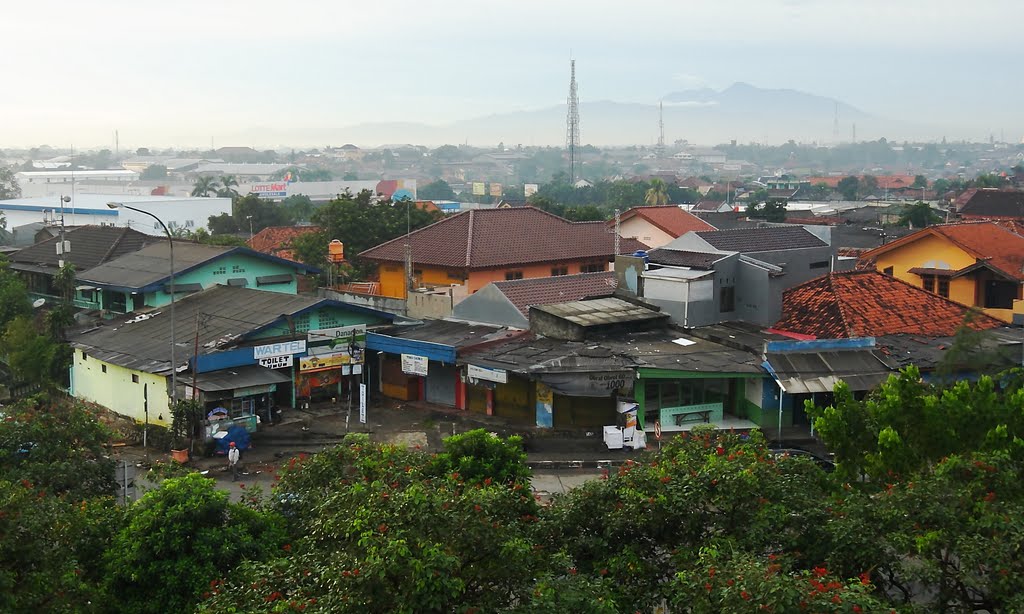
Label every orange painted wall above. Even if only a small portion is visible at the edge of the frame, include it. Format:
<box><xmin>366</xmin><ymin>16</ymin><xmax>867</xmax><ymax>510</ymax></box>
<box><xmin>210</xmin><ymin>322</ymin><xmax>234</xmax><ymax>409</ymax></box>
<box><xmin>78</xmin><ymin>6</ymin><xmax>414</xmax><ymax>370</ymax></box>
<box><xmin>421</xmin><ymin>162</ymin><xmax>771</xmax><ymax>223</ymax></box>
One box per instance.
<box><xmin>871</xmin><ymin>233</ymin><xmax>1021</xmax><ymax>323</ymax></box>
<box><xmin>374</xmin><ymin>259</ymin><xmax>608</xmax><ymax>299</ymax></box>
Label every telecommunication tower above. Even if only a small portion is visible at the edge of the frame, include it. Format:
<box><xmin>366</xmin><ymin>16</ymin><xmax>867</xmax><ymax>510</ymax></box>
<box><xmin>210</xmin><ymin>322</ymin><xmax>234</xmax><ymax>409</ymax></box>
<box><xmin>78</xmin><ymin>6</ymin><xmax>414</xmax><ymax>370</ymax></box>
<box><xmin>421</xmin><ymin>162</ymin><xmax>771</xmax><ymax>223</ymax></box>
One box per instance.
<box><xmin>656</xmin><ymin>101</ymin><xmax>665</xmax><ymax>156</ymax></box>
<box><xmin>566</xmin><ymin>59</ymin><xmax>581</xmax><ymax>183</ymax></box>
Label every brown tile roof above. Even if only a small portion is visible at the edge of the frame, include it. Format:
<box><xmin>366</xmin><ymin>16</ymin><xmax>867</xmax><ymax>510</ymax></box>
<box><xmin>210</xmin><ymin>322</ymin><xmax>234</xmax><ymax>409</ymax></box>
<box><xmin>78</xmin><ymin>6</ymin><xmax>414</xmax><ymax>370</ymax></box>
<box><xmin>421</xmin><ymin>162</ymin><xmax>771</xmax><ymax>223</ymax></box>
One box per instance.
<box><xmin>957</xmin><ymin>189</ymin><xmax>1024</xmax><ymax>219</ymax></box>
<box><xmin>10</xmin><ymin>225</ymin><xmax>160</xmax><ymax>272</ymax></box>
<box><xmin>247</xmin><ymin>226</ymin><xmax>321</xmax><ymax>262</ymax></box>
<box><xmin>861</xmin><ymin>221</ymin><xmax>1024</xmax><ymax>282</ymax></box>
<box><xmin>611</xmin><ymin>205</ymin><xmax>716</xmax><ymax>238</ymax></box>
<box><xmin>359</xmin><ymin>207</ymin><xmax>646</xmax><ymax>268</ymax></box>
<box><xmin>773</xmin><ymin>270</ymin><xmax>1004</xmax><ymax>339</ymax></box>
<box><xmin>646</xmin><ymin>248</ymin><xmax>725</xmax><ymax>269</ymax></box>
<box><xmin>491</xmin><ymin>272</ymin><xmax>617</xmax><ymax>316</ymax></box>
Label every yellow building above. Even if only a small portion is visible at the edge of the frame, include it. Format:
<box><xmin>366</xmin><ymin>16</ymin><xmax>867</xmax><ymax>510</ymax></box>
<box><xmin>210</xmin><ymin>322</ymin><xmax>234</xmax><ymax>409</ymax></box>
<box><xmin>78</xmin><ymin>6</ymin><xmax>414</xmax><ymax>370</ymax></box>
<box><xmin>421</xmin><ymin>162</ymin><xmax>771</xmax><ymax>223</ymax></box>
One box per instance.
<box><xmin>360</xmin><ymin>207</ymin><xmax>646</xmax><ymax>299</ymax></box>
<box><xmin>861</xmin><ymin>221</ymin><xmax>1024</xmax><ymax>323</ymax></box>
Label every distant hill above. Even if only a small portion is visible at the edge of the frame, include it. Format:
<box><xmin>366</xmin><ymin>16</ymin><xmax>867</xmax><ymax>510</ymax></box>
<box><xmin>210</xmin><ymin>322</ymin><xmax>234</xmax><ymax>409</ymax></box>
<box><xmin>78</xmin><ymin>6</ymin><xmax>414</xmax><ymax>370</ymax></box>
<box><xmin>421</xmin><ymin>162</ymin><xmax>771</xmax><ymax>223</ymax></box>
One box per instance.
<box><xmin>235</xmin><ymin>83</ymin><xmax>930</xmax><ymax>148</ymax></box>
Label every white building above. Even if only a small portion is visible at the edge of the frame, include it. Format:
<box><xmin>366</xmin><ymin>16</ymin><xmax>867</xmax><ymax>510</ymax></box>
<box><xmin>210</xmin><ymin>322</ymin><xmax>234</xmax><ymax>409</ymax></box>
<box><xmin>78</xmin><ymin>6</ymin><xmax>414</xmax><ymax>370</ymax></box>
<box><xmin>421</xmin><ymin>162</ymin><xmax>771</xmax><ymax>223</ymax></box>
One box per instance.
<box><xmin>0</xmin><ymin>194</ymin><xmax>232</xmax><ymax>236</ymax></box>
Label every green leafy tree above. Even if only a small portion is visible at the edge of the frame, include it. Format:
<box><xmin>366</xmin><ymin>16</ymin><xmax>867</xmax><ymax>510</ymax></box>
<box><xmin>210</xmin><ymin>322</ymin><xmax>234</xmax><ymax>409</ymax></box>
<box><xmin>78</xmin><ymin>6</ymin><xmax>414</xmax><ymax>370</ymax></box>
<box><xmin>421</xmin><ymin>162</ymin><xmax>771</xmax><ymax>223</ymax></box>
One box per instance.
<box><xmin>896</xmin><ymin>200</ymin><xmax>942</xmax><ymax>228</ymax></box>
<box><xmin>911</xmin><ymin>174</ymin><xmax>928</xmax><ymax>189</ymax></box>
<box><xmin>139</xmin><ymin>164</ymin><xmax>168</xmax><ymax>180</ymax></box>
<box><xmin>206</xmin><ymin>212</ymin><xmax>239</xmax><ymax>235</ymax></box>
<box><xmin>418</xmin><ymin>179</ymin><xmax>457</xmax><ymax>201</ymax></box>
<box><xmin>292</xmin><ymin>192</ymin><xmax>441</xmax><ymax>279</ymax></box>
<box><xmin>104</xmin><ymin>473</ymin><xmax>286</xmax><ymax>614</ymax></box>
<box><xmin>859</xmin><ymin>174</ymin><xmax>879</xmax><ymax>197</ymax></box>
<box><xmin>191</xmin><ymin>176</ymin><xmax>221</xmax><ymax>197</ymax></box>
<box><xmin>837</xmin><ymin>176</ymin><xmax>860</xmax><ymax>200</ymax></box>
<box><xmin>201</xmin><ymin>433</ymin><xmax>544</xmax><ymax>613</ymax></box>
<box><xmin>746</xmin><ymin>198</ymin><xmax>788</xmax><ymax>222</ymax></box>
<box><xmin>932</xmin><ymin>178</ymin><xmax>951</xmax><ymax>196</ymax></box>
<box><xmin>0</xmin><ymin>260</ymin><xmax>30</xmax><ymax>329</ymax></box>
<box><xmin>1</xmin><ymin>168</ymin><xmax>22</xmax><ymax>199</ymax></box>
<box><xmin>0</xmin><ymin>397</ymin><xmax>116</xmax><ymax>500</ymax></box>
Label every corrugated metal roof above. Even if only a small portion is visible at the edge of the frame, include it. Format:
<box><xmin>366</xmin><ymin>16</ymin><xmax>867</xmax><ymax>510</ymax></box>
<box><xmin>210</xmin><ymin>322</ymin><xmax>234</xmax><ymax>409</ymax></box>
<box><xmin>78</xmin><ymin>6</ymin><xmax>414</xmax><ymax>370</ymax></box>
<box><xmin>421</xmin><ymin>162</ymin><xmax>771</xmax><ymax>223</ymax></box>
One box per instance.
<box><xmin>766</xmin><ymin>349</ymin><xmax>897</xmax><ymax>394</ymax></box>
<box><xmin>69</xmin><ymin>286</ymin><xmax>323</xmax><ymax>373</ymax></box>
<box><xmin>385</xmin><ymin>319</ymin><xmax>517</xmax><ymax>348</ymax></box>
<box><xmin>531</xmin><ymin>297</ymin><xmax>667</xmax><ymax>327</ymax></box>
<box><xmin>180</xmin><ymin>365</ymin><xmax>291</xmax><ymax>392</ymax></box>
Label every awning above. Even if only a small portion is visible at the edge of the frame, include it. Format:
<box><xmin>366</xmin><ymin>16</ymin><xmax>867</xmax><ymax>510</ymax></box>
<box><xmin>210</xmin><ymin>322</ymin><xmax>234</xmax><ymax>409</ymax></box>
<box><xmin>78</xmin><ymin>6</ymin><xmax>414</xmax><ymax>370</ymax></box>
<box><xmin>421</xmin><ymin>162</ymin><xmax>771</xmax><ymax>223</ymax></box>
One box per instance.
<box><xmin>907</xmin><ymin>267</ymin><xmax>955</xmax><ymax>277</ymax></box>
<box><xmin>163</xmin><ymin>282</ymin><xmax>203</xmax><ymax>294</ymax></box>
<box><xmin>764</xmin><ymin>349</ymin><xmax>896</xmax><ymax>395</ymax></box>
<box><xmin>257</xmin><ymin>274</ymin><xmax>293</xmax><ymax>286</ymax></box>
<box><xmin>180</xmin><ymin>364</ymin><xmax>292</xmax><ymax>393</ymax></box>
<box><xmin>227</xmin><ymin>278</ymin><xmax>248</xmax><ymax>287</ymax></box>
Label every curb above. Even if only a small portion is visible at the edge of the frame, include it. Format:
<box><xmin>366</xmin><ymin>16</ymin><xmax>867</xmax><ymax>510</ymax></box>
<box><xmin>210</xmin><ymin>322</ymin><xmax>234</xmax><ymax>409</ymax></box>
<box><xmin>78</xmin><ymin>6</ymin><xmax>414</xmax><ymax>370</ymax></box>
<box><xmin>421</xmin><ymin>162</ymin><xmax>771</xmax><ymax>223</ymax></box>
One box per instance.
<box><xmin>527</xmin><ymin>459</ymin><xmax>626</xmax><ymax>470</ymax></box>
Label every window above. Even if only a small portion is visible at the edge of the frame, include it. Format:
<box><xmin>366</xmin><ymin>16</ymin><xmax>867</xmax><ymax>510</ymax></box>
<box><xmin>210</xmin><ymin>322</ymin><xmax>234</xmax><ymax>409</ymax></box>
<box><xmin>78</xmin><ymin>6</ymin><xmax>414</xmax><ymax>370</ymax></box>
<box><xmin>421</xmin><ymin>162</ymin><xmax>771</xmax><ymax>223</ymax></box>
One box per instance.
<box><xmin>101</xmin><ymin>364</ymin><xmax>107</xmax><ymax>373</ymax></box>
<box><xmin>719</xmin><ymin>286</ymin><xmax>736</xmax><ymax>313</ymax></box>
<box><xmin>937</xmin><ymin>278</ymin><xmax>950</xmax><ymax>298</ymax></box>
<box><xmin>810</xmin><ymin>260</ymin><xmax>830</xmax><ymax>270</ymax></box>
<box><xmin>81</xmin><ymin>351</ymin><xmax>87</xmax><ymax>360</ymax></box>
<box><xmin>212</xmin><ymin>265</ymin><xmax>227</xmax><ymax>276</ymax></box>
<box><xmin>231</xmin><ymin>264</ymin><xmax>245</xmax><ymax>273</ymax></box>
<box><xmin>922</xmin><ymin>274</ymin><xmax>935</xmax><ymax>293</ymax></box>
<box><xmin>447</xmin><ymin>271</ymin><xmax>465</xmax><ymax>281</ymax></box>
<box><xmin>132</xmin><ymin>374</ymin><xmax>139</xmax><ymax>383</ymax></box>
<box><xmin>551</xmin><ymin>266</ymin><xmax>569</xmax><ymax>276</ymax></box>
<box><xmin>505</xmin><ymin>271</ymin><xmax>524</xmax><ymax>280</ymax></box>
<box><xmin>883</xmin><ymin>266</ymin><xmax>894</xmax><ymax>276</ymax></box>
<box><xmin>580</xmin><ymin>262</ymin><xmax>605</xmax><ymax>273</ymax></box>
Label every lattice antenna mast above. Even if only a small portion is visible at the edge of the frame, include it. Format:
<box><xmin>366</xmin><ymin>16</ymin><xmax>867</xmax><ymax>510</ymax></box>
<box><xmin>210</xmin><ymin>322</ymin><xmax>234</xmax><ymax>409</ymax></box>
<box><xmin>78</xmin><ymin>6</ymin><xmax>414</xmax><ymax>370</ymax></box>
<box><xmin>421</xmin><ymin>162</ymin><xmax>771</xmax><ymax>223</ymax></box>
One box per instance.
<box><xmin>566</xmin><ymin>59</ymin><xmax>581</xmax><ymax>184</ymax></box>
<box><xmin>656</xmin><ymin>100</ymin><xmax>665</xmax><ymax>156</ymax></box>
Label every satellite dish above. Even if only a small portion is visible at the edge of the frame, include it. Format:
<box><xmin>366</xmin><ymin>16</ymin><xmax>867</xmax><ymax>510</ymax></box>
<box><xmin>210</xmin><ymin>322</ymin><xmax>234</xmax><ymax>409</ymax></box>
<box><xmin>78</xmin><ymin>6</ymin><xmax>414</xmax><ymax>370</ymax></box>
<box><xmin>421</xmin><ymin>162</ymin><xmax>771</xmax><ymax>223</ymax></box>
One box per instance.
<box><xmin>32</xmin><ymin>298</ymin><xmax>46</xmax><ymax>309</ymax></box>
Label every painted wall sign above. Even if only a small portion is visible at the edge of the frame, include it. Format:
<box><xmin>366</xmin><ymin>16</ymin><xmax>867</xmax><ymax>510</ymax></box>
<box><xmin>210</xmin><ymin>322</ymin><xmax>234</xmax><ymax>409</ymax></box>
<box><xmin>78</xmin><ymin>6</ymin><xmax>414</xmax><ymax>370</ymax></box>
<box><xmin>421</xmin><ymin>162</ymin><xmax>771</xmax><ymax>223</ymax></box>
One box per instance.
<box><xmin>308</xmin><ymin>325</ymin><xmax>366</xmax><ymax>364</ymax></box>
<box><xmin>401</xmin><ymin>353</ymin><xmax>428</xmax><ymax>376</ymax></box>
<box><xmin>467</xmin><ymin>364</ymin><xmax>508</xmax><ymax>384</ymax></box>
<box><xmin>258</xmin><ymin>355</ymin><xmax>293</xmax><ymax>369</ymax></box>
<box><xmin>253</xmin><ymin>340</ymin><xmax>306</xmax><ymax>360</ymax></box>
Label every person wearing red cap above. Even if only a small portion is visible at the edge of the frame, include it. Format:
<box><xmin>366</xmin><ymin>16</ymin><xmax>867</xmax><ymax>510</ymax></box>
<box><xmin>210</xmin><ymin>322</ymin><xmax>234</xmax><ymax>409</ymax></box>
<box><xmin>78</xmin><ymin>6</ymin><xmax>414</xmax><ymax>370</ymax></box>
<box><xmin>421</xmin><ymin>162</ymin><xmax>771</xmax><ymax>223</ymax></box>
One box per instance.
<box><xmin>227</xmin><ymin>441</ymin><xmax>240</xmax><ymax>481</ymax></box>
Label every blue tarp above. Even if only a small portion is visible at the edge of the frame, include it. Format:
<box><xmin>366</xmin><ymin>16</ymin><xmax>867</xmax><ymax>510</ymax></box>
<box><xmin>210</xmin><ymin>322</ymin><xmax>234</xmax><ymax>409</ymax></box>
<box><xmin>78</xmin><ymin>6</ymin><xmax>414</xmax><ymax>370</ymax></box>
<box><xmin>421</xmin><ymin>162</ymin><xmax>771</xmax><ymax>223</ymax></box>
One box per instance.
<box><xmin>215</xmin><ymin>424</ymin><xmax>251</xmax><ymax>455</ymax></box>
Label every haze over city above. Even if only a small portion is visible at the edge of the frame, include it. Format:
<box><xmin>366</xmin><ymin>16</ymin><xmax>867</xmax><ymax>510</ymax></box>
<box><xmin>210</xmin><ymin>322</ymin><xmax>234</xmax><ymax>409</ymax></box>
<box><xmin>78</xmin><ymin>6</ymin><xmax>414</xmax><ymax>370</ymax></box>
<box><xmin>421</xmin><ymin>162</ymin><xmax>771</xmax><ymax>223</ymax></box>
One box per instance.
<box><xmin>5</xmin><ymin>0</ymin><xmax>1023</xmax><ymax>149</ymax></box>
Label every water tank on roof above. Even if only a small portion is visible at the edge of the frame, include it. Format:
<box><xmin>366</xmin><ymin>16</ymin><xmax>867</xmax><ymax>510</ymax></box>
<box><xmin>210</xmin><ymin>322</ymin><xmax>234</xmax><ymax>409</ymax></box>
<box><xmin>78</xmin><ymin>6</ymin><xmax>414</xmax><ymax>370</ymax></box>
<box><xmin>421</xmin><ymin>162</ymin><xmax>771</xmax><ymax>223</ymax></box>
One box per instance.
<box><xmin>328</xmin><ymin>239</ymin><xmax>345</xmax><ymax>263</ymax></box>
<box><xmin>632</xmin><ymin>250</ymin><xmax>649</xmax><ymax>264</ymax></box>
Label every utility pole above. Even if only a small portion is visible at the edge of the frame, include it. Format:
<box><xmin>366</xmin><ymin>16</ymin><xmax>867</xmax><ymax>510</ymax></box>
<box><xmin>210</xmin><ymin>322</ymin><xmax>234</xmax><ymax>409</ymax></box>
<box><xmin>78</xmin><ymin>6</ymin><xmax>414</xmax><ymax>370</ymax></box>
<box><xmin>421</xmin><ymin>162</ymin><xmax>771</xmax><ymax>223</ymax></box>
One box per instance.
<box><xmin>566</xmin><ymin>59</ymin><xmax>581</xmax><ymax>184</ymax></box>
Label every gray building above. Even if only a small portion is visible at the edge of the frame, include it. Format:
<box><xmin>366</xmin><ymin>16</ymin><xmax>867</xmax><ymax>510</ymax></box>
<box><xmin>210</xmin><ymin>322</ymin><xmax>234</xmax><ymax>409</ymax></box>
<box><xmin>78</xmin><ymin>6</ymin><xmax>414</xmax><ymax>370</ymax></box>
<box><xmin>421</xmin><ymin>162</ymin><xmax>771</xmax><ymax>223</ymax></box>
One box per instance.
<box><xmin>620</xmin><ymin>225</ymin><xmax>841</xmax><ymax>328</ymax></box>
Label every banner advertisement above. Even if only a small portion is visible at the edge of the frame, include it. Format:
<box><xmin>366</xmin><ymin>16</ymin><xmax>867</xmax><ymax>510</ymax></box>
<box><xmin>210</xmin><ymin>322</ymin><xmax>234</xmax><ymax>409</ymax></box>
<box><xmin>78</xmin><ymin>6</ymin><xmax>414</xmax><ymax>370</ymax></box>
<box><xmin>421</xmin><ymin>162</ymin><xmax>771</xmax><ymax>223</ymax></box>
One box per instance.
<box><xmin>472</xmin><ymin>182</ymin><xmax>486</xmax><ymax>196</ymax></box>
<box><xmin>467</xmin><ymin>364</ymin><xmax>507</xmax><ymax>384</ymax></box>
<box><xmin>307</xmin><ymin>325</ymin><xmax>365</xmax><ymax>364</ymax></box>
<box><xmin>489</xmin><ymin>183</ymin><xmax>503</xmax><ymax>197</ymax></box>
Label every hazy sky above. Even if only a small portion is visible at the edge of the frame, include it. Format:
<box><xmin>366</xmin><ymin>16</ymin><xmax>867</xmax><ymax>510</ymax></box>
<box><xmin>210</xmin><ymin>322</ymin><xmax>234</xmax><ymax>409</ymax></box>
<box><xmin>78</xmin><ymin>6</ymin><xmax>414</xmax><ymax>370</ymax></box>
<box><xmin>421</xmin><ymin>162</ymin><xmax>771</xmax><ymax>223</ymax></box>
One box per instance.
<box><xmin>4</xmin><ymin>0</ymin><xmax>1022</xmax><ymax>149</ymax></box>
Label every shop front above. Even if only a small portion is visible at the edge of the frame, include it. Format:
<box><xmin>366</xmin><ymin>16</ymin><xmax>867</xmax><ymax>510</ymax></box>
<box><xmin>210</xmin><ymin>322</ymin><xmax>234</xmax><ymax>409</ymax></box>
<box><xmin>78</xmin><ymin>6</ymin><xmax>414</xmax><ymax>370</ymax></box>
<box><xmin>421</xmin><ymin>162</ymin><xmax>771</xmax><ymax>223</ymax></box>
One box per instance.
<box><xmin>297</xmin><ymin>325</ymin><xmax>367</xmax><ymax>406</ymax></box>
<box><xmin>180</xmin><ymin>365</ymin><xmax>292</xmax><ymax>432</ymax></box>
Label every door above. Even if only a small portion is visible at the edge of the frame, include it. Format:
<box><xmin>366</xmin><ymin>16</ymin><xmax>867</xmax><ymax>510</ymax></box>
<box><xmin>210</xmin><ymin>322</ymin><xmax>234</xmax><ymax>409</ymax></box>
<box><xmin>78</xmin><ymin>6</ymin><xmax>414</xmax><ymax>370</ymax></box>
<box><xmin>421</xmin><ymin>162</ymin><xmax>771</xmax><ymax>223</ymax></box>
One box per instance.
<box><xmin>425</xmin><ymin>364</ymin><xmax>458</xmax><ymax>406</ymax></box>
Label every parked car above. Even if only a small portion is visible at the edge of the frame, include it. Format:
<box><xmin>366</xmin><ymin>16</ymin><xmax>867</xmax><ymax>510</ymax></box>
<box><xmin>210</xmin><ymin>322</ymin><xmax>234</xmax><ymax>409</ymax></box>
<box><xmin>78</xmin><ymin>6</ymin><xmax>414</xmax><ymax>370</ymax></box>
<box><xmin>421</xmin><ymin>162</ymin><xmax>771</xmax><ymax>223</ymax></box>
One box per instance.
<box><xmin>768</xmin><ymin>447</ymin><xmax>836</xmax><ymax>473</ymax></box>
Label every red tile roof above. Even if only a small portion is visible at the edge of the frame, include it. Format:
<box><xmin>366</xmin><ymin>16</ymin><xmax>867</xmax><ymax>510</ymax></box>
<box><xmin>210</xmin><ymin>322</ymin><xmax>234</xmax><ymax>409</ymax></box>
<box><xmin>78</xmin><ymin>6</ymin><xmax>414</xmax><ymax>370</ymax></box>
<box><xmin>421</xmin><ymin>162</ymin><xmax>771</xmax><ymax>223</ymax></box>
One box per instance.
<box><xmin>491</xmin><ymin>272</ymin><xmax>617</xmax><ymax>316</ymax></box>
<box><xmin>359</xmin><ymin>207</ymin><xmax>646</xmax><ymax>268</ymax></box>
<box><xmin>611</xmin><ymin>205</ymin><xmax>716</xmax><ymax>239</ymax></box>
<box><xmin>774</xmin><ymin>270</ymin><xmax>1004</xmax><ymax>339</ymax></box>
<box><xmin>861</xmin><ymin>221</ymin><xmax>1024</xmax><ymax>282</ymax></box>
<box><xmin>247</xmin><ymin>226</ymin><xmax>321</xmax><ymax>262</ymax></box>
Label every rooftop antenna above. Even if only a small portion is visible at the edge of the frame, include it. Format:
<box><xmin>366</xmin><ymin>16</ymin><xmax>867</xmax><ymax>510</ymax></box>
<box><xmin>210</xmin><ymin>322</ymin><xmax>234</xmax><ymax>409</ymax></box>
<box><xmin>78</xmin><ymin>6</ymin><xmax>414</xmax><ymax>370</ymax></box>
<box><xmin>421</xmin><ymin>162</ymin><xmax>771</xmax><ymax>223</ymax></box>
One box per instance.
<box><xmin>656</xmin><ymin>100</ymin><xmax>665</xmax><ymax>156</ymax></box>
<box><xmin>566</xmin><ymin>57</ymin><xmax>581</xmax><ymax>184</ymax></box>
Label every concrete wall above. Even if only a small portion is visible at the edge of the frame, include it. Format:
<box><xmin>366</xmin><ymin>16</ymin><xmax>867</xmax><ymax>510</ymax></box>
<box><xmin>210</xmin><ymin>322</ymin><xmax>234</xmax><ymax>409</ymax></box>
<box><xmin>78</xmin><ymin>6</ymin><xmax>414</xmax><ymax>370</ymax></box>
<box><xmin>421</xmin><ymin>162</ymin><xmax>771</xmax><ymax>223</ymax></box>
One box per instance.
<box><xmin>376</xmin><ymin>259</ymin><xmax>610</xmax><ymax>299</ymax></box>
<box><xmin>619</xmin><ymin>217</ymin><xmax>675</xmax><ymax>249</ymax></box>
<box><xmin>451</xmin><ymin>284</ymin><xmax>529</xmax><ymax>328</ymax></box>
<box><xmin>319</xmin><ymin>288</ymin><xmax>407</xmax><ymax>317</ymax></box>
<box><xmin>407</xmin><ymin>288</ymin><xmax>459</xmax><ymax>320</ymax></box>
<box><xmin>71</xmin><ymin>351</ymin><xmax>172</xmax><ymax>426</ymax></box>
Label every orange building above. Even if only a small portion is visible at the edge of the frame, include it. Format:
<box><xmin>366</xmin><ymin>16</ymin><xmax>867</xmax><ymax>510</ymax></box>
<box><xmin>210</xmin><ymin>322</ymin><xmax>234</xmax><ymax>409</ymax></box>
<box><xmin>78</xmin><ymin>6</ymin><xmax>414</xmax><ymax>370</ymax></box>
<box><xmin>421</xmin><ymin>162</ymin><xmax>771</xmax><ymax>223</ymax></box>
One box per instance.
<box><xmin>860</xmin><ymin>221</ymin><xmax>1024</xmax><ymax>323</ymax></box>
<box><xmin>359</xmin><ymin>207</ymin><xmax>646</xmax><ymax>299</ymax></box>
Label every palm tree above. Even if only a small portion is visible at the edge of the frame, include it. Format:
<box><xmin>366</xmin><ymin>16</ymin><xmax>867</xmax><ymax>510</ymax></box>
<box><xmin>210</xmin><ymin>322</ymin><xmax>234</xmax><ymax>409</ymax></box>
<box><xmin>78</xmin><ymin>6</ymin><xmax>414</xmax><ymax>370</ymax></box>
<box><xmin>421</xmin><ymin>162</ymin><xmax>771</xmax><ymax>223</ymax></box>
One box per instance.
<box><xmin>217</xmin><ymin>175</ymin><xmax>240</xmax><ymax>199</ymax></box>
<box><xmin>191</xmin><ymin>176</ymin><xmax>221</xmax><ymax>197</ymax></box>
<box><xmin>645</xmin><ymin>179</ymin><xmax>669</xmax><ymax>207</ymax></box>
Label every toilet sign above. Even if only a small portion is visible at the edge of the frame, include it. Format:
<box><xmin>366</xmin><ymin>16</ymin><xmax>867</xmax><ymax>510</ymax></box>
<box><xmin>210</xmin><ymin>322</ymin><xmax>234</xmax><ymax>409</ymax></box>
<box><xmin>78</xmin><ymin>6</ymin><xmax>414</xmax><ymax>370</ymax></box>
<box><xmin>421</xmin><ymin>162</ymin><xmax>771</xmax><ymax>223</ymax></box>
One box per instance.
<box><xmin>258</xmin><ymin>355</ymin><xmax>293</xmax><ymax>369</ymax></box>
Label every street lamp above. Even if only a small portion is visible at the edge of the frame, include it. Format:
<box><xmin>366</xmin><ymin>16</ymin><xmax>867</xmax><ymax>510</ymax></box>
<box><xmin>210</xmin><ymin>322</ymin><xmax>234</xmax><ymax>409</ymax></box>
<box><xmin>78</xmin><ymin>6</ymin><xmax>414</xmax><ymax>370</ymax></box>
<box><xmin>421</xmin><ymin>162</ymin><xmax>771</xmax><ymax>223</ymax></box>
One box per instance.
<box><xmin>246</xmin><ymin>215</ymin><xmax>254</xmax><ymax>242</ymax></box>
<box><xmin>107</xmin><ymin>202</ymin><xmax>177</xmax><ymax>407</ymax></box>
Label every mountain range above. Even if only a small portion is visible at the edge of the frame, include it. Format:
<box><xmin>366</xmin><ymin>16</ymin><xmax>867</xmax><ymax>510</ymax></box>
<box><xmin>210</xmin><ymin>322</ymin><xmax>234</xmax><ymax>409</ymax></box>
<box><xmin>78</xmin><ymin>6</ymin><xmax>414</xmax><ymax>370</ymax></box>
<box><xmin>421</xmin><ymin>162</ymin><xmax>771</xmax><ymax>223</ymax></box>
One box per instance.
<box><xmin>241</xmin><ymin>83</ymin><xmax>935</xmax><ymax>148</ymax></box>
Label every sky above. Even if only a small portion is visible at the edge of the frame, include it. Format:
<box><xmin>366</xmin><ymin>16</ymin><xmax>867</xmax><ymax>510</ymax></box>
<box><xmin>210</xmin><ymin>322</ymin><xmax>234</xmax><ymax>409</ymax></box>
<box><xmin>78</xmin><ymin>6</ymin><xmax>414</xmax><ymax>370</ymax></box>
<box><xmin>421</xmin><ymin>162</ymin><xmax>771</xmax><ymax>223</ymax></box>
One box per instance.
<box><xmin>3</xmin><ymin>0</ymin><xmax>1023</xmax><ymax>149</ymax></box>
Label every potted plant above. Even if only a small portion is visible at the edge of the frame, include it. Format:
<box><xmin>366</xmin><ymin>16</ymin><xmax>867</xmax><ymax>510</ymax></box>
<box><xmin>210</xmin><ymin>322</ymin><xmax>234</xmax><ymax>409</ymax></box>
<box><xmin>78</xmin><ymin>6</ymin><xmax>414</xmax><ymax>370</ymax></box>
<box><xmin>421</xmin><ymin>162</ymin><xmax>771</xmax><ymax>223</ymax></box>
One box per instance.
<box><xmin>170</xmin><ymin>399</ymin><xmax>203</xmax><ymax>463</ymax></box>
